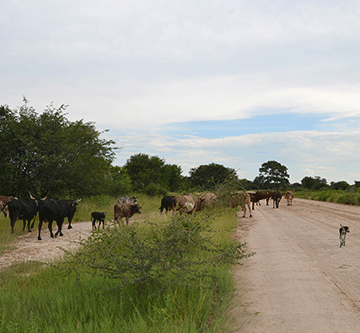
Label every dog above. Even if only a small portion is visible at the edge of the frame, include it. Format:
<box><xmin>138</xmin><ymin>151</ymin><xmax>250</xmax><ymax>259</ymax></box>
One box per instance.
<box><xmin>339</xmin><ymin>224</ymin><xmax>350</xmax><ymax>248</ymax></box>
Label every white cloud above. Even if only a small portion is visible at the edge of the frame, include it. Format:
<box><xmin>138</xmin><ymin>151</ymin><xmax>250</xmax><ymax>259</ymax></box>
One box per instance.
<box><xmin>1</xmin><ymin>0</ymin><xmax>360</xmax><ymax>185</ymax></box>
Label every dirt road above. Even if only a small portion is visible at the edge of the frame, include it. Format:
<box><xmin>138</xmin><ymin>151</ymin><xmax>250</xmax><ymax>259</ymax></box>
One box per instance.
<box><xmin>232</xmin><ymin>198</ymin><xmax>360</xmax><ymax>332</ymax></box>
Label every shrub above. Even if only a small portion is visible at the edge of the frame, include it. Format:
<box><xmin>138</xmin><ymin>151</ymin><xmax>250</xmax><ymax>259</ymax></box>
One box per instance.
<box><xmin>59</xmin><ymin>213</ymin><xmax>251</xmax><ymax>293</ymax></box>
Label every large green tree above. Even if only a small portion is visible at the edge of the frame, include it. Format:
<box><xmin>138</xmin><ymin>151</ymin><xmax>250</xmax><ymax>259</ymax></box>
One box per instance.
<box><xmin>258</xmin><ymin>160</ymin><xmax>290</xmax><ymax>189</ymax></box>
<box><xmin>124</xmin><ymin>153</ymin><xmax>182</xmax><ymax>193</ymax></box>
<box><xmin>189</xmin><ymin>163</ymin><xmax>238</xmax><ymax>190</ymax></box>
<box><xmin>0</xmin><ymin>99</ymin><xmax>116</xmax><ymax>198</ymax></box>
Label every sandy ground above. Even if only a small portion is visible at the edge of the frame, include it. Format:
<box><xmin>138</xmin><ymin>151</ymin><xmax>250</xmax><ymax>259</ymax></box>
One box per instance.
<box><xmin>232</xmin><ymin>198</ymin><xmax>360</xmax><ymax>332</ymax></box>
<box><xmin>0</xmin><ymin>221</ymin><xmax>94</xmax><ymax>269</ymax></box>
<box><xmin>2</xmin><ymin>198</ymin><xmax>360</xmax><ymax>332</ymax></box>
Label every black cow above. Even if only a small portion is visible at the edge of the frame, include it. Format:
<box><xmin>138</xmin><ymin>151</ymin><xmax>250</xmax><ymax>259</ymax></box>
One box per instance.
<box><xmin>159</xmin><ymin>196</ymin><xmax>176</xmax><ymax>214</ymax></box>
<box><xmin>91</xmin><ymin>212</ymin><xmax>106</xmax><ymax>229</ymax></box>
<box><xmin>2</xmin><ymin>194</ymin><xmax>46</xmax><ymax>233</ymax></box>
<box><xmin>271</xmin><ymin>191</ymin><xmax>282</xmax><ymax>209</ymax></box>
<box><xmin>37</xmin><ymin>198</ymin><xmax>81</xmax><ymax>240</ymax></box>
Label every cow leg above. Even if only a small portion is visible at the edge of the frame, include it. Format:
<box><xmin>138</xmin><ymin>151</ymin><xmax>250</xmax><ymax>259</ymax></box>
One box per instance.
<box><xmin>55</xmin><ymin>220</ymin><xmax>64</xmax><ymax>237</ymax></box>
<box><xmin>22</xmin><ymin>219</ymin><xmax>26</xmax><ymax>231</ymax></box>
<box><xmin>38</xmin><ymin>220</ymin><xmax>43</xmax><ymax>240</ymax></box>
<box><xmin>92</xmin><ymin>219</ymin><xmax>96</xmax><ymax>230</ymax></box>
<box><xmin>10</xmin><ymin>214</ymin><xmax>18</xmax><ymax>233</ymax></box>
<box><xmin>26</xmin><ymin>219</ymin><xmax>32</xmax><ymax>232</ymax></box>
<box><xmin>48</xmin><ymin>221</ymin><xmax>55</xmax><ymax>238</ymax></box>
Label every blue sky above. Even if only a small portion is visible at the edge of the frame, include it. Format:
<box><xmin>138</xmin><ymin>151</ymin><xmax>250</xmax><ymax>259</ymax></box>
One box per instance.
<box><xmin>1</xmin><ymin>0</ymin><xmax>360</xmax><ymax>184</ymax></box>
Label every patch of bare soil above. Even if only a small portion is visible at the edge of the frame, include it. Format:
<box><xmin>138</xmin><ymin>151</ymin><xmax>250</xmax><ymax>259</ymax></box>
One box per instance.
<box><xmin>231</xmin><ymin>198</ymin><xmax>360</xmax><ymax>332</ymax></box>
<box><xmin>0</xmin><ymin>221</ymin><xmax>93</xmax><ymax>270</ymax></box>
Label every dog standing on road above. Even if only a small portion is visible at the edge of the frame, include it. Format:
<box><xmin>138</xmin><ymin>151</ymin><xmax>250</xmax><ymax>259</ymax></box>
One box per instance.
<box><xmin>339</xmin><ymin>224</ymin><xmax>350</xmax><ymax>248</ymax></box>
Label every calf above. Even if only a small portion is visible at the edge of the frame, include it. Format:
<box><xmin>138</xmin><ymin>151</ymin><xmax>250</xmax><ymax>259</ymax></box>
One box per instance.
<box><xmin>91</xmin><ymin>212</ymin><xmax>106</xmax><ymax>229</ymax></box>
<box><xmin>339</xmin><ymin>224</ymin><xmax>350</xmax><ymax>248</ymax></box>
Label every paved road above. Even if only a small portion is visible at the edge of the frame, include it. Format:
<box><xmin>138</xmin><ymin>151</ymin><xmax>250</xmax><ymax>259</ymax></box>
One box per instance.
<box><xmin>232</xmin><ymin>198</ymin><xmax>360</xmax><ymax>332</ymax></box>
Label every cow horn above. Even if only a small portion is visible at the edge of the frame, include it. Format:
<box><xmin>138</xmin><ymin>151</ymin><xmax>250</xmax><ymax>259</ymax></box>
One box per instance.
<box><xmin>41</xmin><ymin>196</ymin><xmax>47</xmax><ymax>201</ymax></box>
<box><xmin>29</xmin><ymin>192</ymin><xmax>35</xmax><ymax>200</ymax></box>
<box><xmin>76</xmin><ymin>199</ymin><xmax>81</xmax><ymax>203</ymax></box>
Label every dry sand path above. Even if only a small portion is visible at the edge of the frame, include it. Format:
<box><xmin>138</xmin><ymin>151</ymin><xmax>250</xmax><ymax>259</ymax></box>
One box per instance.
<box><xmin>0</xmin><ymin>221</ymin><xmax>93</xmax><ymax>270</ymax></box>
<box><xmin>232</xmin><ymin>198</ymin><xmax>360</xmax><ymax>332</ymax></box>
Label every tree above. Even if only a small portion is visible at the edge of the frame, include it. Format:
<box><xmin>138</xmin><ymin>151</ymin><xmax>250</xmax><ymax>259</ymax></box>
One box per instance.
<box><xmin>124</xmin><ymin>154</ymin><xmax>182</xmax><ymax>193</ymax></box>
<box><xmin>330</xmin><ymin>181</ymin><xmax>350</xmax><ymax>191</ymax></box>
<box><xmin>0</xmin><ymin>99</ymin><xmax>116</xmax><ymax>197</ymax></box>
<box><xmin>106</xmin><ymin>166</ymin><xmax>133</xmax><ymax>196</ymax></box>
<box><xmin>189</xmin><ymin>163</ymin><xmax>238</xmax><ymax>190</ymax></box>
<box><xmin>301</xmin><ymin>176</ymin><xmax>327</xmax><ymax>190</ymax></box>
<box><xmin>258</xmin><ymin>160</ymin><xmax>290</xmax><ymax>189</ymax></box>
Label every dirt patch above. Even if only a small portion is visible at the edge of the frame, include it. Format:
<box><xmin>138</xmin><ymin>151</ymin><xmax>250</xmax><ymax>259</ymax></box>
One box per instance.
<box><xmin>0</xmin><ymin>221</ymin><xmax>93</xmax><ymax>270</ymax></box>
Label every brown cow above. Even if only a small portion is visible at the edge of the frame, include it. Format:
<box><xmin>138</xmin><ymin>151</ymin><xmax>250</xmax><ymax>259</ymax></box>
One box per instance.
<box><xmin>256</xmin><ymin>191</ymin><xmax>272</xmax><ymax>206</ymax></box>
<box><xmin>175</xmin><ymin>195</ymin><xmax>196</xmax><ymax>215</ymax></box>
<box><xmin>114</xmin><ymin>202</ymin><xmax>141</xmax><ymax>225</ymax></box>
<box><xmin>200</xmin><ymin>192</ymin><xmax>217</xmax><ymax>208</ymax></box>
<box><xmin>248</xmin><ymin>191</ymin><xmax>272</xmax><ymax>210</ymax></box>
<box><xmin>231</xmin><ymin>192</ymin><xmax>252</xmax><ymax>218</ymax></box>
<box><xmin>284</xmin><ymin>190</ymin><xmax>294</xmax><ymax>206</ymax></box>
<box><xmin>0</xmin><ymin>196</ymin><xmax>15</xmax><ymax>215</ymax></box>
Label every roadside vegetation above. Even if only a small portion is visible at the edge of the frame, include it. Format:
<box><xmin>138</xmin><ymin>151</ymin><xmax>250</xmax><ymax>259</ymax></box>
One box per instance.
<box><xmin>0</xmin><ymin>193</ymin><xmax>253</xmax><ymax>332</ymax></box>
<box><xmin>294</xmin><ymin>188</ymin><xmax>360</xmax><ymax>206</ymax></box>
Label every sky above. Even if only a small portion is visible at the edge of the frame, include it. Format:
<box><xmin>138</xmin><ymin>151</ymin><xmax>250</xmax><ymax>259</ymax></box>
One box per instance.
<box><xmin>1</xmin><ymin>0</ymin><xmax>360</xmax><ymax>184</ymax></box>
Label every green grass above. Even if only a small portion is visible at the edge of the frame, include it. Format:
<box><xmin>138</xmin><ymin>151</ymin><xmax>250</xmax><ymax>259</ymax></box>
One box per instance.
<box><xmin>0</xmin><ymin>196</ymin><xmax>245</xmax><ymax>332</ymax></box>
<box><xmin>295</xmin><ymin>189</ymin><xmax>360</xmax><ymax>205</ymax></box>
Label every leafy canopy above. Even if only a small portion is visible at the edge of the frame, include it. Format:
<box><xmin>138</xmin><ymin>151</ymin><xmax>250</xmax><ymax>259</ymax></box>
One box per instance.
<box><xmin>258</xmin><ymin>160</ymin><xmax>290</xmax><ymax>189</ymax></box>
<box><xmin>0</xmin><ymin>98</ymin><xmax>116</xmax><ymax>198</ymax></box>
<box><xmin>189</xmin><ymin>163</ymin><xmax>238</xmax><ymax>190</ymax></box>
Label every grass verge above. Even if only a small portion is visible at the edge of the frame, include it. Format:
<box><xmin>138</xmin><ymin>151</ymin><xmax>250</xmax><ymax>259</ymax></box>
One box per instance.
<box><xmin>0</xmin><ymin>197</ymin><xmax>249</xmax><ymax>332</ymax></box>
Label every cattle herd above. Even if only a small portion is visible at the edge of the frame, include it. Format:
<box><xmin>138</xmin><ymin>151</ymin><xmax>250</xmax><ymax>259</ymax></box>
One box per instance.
<box><xmin>0</xmin><ymin>190</ymin><xmax>348</xmax><ymax>247</ymax></box>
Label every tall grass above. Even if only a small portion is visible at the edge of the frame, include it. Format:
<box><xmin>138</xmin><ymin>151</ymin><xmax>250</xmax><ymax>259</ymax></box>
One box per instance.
<box><xmin>295</xmin><ymin>189</ymin><xmax>360</xmax><ymax>205</ymax></box>
<box><xmin>0</xmin><ymin>197</ymin><xmax>247</xmax><ymax>332</ymax></box>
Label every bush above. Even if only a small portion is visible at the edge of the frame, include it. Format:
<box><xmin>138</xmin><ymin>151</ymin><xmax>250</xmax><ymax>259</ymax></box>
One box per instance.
<box><xmin>59</xmin><ymin>213</ymin><xmax>251</xmax><ymax>293</ymax></box>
